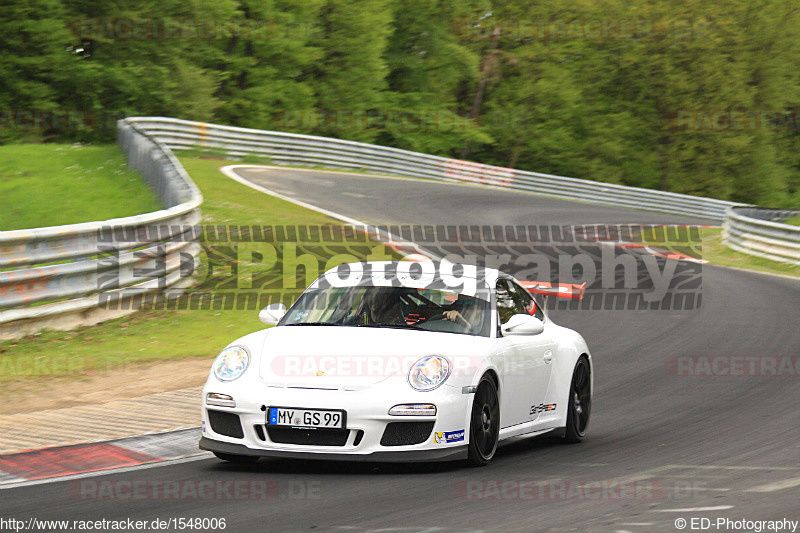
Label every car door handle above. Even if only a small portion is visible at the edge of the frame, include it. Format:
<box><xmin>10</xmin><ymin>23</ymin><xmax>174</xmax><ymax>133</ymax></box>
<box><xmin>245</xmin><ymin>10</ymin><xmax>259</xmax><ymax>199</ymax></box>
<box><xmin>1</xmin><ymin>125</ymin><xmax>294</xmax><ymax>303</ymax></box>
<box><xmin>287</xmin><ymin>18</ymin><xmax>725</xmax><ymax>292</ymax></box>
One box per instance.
<box><xmin>544</xmin><ymin>350</ymin><xmax>553</xmax><ymax>364</ymax></box>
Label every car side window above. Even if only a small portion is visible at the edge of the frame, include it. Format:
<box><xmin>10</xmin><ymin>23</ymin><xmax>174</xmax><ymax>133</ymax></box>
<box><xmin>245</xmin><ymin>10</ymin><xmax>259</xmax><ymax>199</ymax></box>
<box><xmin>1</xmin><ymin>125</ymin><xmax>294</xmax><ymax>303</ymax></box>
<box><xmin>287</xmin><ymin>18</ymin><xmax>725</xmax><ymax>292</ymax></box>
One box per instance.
<box><xmin>496</xmin><ymin>279</ymin><xmax>523</xmax><ymax>325</ymax></box>
<box><xmin>508</xmin><ymin>281</ymin><xmax>545</xmax><ymax>321</ymax></box>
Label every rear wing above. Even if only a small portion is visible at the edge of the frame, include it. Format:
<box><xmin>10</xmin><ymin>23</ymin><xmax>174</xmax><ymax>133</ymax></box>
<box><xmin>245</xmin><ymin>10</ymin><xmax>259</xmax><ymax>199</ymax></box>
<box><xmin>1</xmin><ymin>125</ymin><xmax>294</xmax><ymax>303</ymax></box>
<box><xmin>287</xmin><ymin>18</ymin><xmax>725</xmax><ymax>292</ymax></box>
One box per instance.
<box><xmin>518</xmin><ymin>281</ymin><xmax>587</xmax><ymax>301</ymax></box>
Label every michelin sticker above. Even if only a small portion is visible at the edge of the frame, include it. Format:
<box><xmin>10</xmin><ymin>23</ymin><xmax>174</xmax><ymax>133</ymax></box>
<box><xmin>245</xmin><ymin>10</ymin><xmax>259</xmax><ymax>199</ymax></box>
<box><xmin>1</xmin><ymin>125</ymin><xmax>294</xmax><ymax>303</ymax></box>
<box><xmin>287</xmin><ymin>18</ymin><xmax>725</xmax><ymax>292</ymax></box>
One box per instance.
<box><xmin>434</xmin><ymin>429</ymin><xmax>465</xmax><ymax>444</ymax></box>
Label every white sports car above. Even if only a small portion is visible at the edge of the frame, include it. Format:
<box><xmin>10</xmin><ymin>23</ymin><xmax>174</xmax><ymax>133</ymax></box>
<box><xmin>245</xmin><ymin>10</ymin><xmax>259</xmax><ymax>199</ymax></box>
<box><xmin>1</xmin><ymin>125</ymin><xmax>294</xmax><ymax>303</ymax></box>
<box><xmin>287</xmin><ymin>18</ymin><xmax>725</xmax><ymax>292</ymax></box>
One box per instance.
<box><xmin>199</xmin><ymin>261</ymin><xmax>592</xmax><ymax>466</ymax></box>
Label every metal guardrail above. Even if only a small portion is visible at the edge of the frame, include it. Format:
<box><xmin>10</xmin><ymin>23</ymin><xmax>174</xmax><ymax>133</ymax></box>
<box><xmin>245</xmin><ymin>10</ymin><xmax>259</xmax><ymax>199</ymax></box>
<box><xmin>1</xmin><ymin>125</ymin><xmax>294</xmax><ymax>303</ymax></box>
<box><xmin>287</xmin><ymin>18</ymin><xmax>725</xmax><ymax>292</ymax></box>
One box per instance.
<box><xmin>126</xmin><ymin>117</ymin><xmax>745</xmax><ymax>222</ymax></box>
<box><xmin>0</xmin><ymin>120</ymin><xmax>203</xmax><ymax>339</ymax></box>
<box><xmin>723</xmin><ymin>207</ymin><xmax>800</xmax><ymax>265</ymax></box>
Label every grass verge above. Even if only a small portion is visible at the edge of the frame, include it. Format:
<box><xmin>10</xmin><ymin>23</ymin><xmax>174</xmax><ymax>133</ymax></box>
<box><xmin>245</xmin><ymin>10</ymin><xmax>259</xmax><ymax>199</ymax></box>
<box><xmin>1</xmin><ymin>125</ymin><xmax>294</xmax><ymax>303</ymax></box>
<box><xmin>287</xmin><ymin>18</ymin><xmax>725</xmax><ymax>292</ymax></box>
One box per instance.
<box><xmin>640</xmin><ymin>226</ymin><xmax>798</xmax><ymax>277</ymax></box>
<box><xmin>698</xmin><ymin>227</ymin><xmax>799</xmax><ymax>277</ymax></box>
<box><xmin>0</xmin><ymin>144</ymin><xmax>161</xmax><ymax>230</ymax></box>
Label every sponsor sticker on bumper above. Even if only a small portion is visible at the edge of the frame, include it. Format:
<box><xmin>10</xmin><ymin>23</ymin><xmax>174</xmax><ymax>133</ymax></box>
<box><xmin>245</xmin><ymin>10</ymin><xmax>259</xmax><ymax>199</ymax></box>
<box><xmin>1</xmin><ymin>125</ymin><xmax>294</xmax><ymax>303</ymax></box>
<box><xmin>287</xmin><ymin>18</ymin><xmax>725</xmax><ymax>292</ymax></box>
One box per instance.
<box><xmin>434</xmin><ymin>430</ymin><xmax>465</xmax><ymax>444</ymax></box>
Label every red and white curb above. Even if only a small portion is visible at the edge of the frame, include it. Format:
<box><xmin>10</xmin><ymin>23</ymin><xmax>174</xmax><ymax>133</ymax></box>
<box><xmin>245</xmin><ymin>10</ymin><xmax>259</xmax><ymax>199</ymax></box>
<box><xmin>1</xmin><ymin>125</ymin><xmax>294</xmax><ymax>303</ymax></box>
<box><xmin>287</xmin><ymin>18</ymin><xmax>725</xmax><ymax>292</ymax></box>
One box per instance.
<box><xmin>0</xmin><ymin>428</ymin><xmax>204</xmax><ymax>488</ymax></box>
<box><xmin>598</xmin><ymin>241</ymin><xmax>708</xmax><ymax>264</ymax></box>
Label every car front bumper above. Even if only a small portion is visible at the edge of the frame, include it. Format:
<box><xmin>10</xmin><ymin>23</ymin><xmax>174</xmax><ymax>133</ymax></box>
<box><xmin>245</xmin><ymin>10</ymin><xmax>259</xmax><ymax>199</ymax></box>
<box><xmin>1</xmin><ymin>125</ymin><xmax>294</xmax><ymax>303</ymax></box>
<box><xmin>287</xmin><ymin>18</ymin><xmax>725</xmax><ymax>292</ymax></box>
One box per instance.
<box><xmin>200</xmin><ymin>379</ymin><xmax>472</xmax><ymax>462</ymax></box>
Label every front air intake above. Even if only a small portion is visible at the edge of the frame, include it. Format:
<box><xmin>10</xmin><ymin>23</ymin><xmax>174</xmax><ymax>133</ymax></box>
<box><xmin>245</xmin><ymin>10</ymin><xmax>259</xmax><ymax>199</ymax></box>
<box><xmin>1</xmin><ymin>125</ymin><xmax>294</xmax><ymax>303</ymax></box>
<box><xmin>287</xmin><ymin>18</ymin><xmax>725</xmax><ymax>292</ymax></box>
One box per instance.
<box><xmin>380</xmin><ymin>422</ymin><xmax>435</xmax><ymax>446</ymax></box>
<box><xmin>266</xmin><ymin>427</ymin><xmax>349</xmax><ymax>446</ymax></box>
<box><xmin>207</xmin><ymin>410</ymin><xmax>244</xmax><ymax>439</ymax></box>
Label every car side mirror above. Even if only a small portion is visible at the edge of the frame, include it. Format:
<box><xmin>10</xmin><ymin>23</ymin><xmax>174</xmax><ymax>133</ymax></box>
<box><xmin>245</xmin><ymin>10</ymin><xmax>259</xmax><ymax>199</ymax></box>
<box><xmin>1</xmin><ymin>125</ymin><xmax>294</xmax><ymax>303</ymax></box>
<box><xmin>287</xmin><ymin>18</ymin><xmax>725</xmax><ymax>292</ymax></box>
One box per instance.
<box><xmin>501</xmin><ymin>314</ymin><xmax>544</xmax><ymax>335</ymax></box>
<box><xmin>259</xmin><ymin>303</ymin><xmax>287</xmax><ymax>325</ymax></box>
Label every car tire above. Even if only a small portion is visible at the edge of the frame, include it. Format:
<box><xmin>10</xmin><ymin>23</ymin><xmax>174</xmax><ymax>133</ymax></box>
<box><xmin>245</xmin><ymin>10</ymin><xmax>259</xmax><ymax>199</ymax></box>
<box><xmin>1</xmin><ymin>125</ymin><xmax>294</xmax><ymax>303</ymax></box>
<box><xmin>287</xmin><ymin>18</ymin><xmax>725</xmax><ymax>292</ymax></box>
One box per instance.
<box><xmin>213</xmin><ymin>451</ymin><xmax>259</xmax><ymax>464</ymax></box>
<box><xmin>467</xmin><ymin>376</ymin><xmax>500</xmax><ymax>466</ymax></box>
<box><xmin>563</xmin><ymin>356</ymin><xmax>591</xmax><ymax>444</ymax></box>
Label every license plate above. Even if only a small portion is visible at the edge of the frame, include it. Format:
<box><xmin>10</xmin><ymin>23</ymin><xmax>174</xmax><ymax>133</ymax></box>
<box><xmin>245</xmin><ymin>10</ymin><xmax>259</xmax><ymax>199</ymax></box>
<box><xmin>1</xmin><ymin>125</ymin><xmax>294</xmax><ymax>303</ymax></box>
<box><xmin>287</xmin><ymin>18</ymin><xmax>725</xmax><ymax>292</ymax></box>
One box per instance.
<box><xmin>267</xmin><ymin>407</ymin><xmax>346</xmax><ymax>429</ymax></box>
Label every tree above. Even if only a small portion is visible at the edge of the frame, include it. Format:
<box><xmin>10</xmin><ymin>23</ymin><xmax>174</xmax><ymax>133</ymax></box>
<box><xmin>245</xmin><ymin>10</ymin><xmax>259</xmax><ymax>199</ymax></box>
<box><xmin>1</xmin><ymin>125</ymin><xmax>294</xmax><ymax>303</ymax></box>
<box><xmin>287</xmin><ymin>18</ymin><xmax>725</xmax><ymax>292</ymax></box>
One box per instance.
<box><xmin>310</xmin><ymin>0</ymin><xmax>393</xmax><ymax>143</ymax></box>
<box><xmin>213</xmin><ymin>0</ymin><xmax>323</xmax><ymax>131</ymax></box>
<box><xmin>0</xmin><ymin>0</ymin><xmax>86</xmax><ymax>143</ymax></box>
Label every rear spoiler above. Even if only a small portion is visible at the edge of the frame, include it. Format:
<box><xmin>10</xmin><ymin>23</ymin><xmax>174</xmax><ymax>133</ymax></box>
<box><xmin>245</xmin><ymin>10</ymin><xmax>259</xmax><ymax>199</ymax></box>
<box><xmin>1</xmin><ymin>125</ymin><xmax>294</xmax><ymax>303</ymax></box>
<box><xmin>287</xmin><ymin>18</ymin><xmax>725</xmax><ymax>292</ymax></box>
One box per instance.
<box><xmin>518</xmin><ymin>281</ymin><xmax>587</xmax><ymax>301</ymax></box>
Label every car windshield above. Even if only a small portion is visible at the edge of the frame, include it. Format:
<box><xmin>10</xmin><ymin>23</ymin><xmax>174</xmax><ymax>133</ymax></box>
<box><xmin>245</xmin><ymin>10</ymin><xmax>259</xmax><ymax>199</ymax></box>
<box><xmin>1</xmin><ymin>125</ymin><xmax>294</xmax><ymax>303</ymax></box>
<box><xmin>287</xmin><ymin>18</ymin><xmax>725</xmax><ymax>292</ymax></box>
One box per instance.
<box><xmin>279</xmin><ymin>285</ymin><xmax>491</xmax><ymax>337</ymax></box>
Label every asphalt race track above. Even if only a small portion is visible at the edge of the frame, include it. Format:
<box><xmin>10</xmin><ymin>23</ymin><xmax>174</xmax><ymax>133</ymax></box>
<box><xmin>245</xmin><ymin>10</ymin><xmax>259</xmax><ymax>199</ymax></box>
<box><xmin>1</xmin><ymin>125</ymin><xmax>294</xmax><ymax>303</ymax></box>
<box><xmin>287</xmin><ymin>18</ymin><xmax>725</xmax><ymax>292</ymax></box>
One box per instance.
<box><xmin>3</xmin><ymin>167</ymin><xmax>798</xmax><ymax>532</ymax></box>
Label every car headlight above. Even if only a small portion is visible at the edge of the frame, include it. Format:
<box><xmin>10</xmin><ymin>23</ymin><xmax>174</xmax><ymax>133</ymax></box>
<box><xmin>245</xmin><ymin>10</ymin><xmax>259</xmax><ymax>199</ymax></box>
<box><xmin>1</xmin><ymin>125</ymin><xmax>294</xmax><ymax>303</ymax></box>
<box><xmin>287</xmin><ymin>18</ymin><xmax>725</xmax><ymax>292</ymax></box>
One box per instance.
<box><xmin>408</xmin><ymin>355</ymin><xmax>451</xmax><ymax>391</ymax></box>
<box><xmin>213</xmin><ymin>345</ymin><xmax>250</xmax><ymax>382</ymax></box>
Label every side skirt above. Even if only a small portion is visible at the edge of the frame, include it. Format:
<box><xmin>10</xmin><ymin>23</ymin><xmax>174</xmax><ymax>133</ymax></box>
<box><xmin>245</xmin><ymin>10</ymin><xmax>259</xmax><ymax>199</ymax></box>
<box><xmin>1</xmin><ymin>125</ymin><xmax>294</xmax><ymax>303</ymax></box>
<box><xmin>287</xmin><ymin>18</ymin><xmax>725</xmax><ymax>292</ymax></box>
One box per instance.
<box><xmin>498</xmin><ymin>422</ymin><xmax>564</xmax><ymax>441</ymax></box>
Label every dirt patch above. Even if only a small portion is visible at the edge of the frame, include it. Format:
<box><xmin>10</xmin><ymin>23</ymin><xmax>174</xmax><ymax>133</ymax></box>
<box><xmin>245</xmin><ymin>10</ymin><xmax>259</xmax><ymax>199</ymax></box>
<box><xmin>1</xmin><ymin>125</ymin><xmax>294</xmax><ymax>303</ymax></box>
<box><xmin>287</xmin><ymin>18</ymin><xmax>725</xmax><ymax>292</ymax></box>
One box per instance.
<box><xmin>2</xmin><ymin>357</ymin><xmax>212</xmax><ymax>415</ymax></box>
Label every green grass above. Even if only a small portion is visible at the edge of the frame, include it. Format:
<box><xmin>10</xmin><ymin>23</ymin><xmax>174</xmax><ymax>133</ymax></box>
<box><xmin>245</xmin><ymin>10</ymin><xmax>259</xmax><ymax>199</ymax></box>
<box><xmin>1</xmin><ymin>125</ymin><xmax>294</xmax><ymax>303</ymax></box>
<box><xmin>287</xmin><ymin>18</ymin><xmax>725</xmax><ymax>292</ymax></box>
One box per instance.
<box><xmin>784</xmin><ymin>216</ymin><xmax>800</xmax><ymax>227</ymax></box>
<box><xmin>0</xmin><ymin>156</ymin><xmax>398</xmax><ymax>384</ymax></box>
<box><xmin>640</xmin><ymin>226</ymin><xmax>799</xmax><ymax>277</ymax></box>
<box><xmin>0</xmin><ymin>144</ymin><xmax>162</xmax><ymax>230</ymax></box>
<box><xmin>699</xmin><ymin>227</ymin><xmax>800</xmax><ymax>277</ymax></box>
<box><xmin>181</xmin><ymin>157</ymin><xmax>334</xmax><ymax>227</ymax></box>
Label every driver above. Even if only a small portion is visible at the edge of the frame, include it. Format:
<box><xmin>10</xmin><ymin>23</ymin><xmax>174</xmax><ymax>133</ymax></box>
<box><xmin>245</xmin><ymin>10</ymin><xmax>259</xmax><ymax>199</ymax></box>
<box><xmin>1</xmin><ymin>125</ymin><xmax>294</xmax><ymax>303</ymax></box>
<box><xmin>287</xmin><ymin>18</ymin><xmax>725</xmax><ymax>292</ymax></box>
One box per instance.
<box><xmin>442</xmin><ymin>294</ymin><xmax>476</xmax><ymax>327</ymax></box>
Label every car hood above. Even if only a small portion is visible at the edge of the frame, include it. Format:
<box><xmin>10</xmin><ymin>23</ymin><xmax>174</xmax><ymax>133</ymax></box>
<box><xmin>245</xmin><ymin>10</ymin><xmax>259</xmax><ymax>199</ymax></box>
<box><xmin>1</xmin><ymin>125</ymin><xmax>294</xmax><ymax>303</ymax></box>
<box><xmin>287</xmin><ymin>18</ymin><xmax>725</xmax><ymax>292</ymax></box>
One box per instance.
<box><xmin>257</xmin><ymin>325</ymin><xmax>489</xmax><ymax>389</ymax></box>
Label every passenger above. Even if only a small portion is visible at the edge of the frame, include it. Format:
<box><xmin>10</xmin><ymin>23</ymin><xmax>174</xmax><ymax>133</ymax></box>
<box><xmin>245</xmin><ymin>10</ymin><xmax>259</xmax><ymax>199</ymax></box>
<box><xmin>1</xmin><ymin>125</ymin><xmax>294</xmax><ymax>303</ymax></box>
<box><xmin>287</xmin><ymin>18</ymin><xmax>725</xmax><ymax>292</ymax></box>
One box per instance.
<box><xmin>358</xmin><ymin>288</ymin><xmax>407</xmax><ymax>325</ymax></box>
